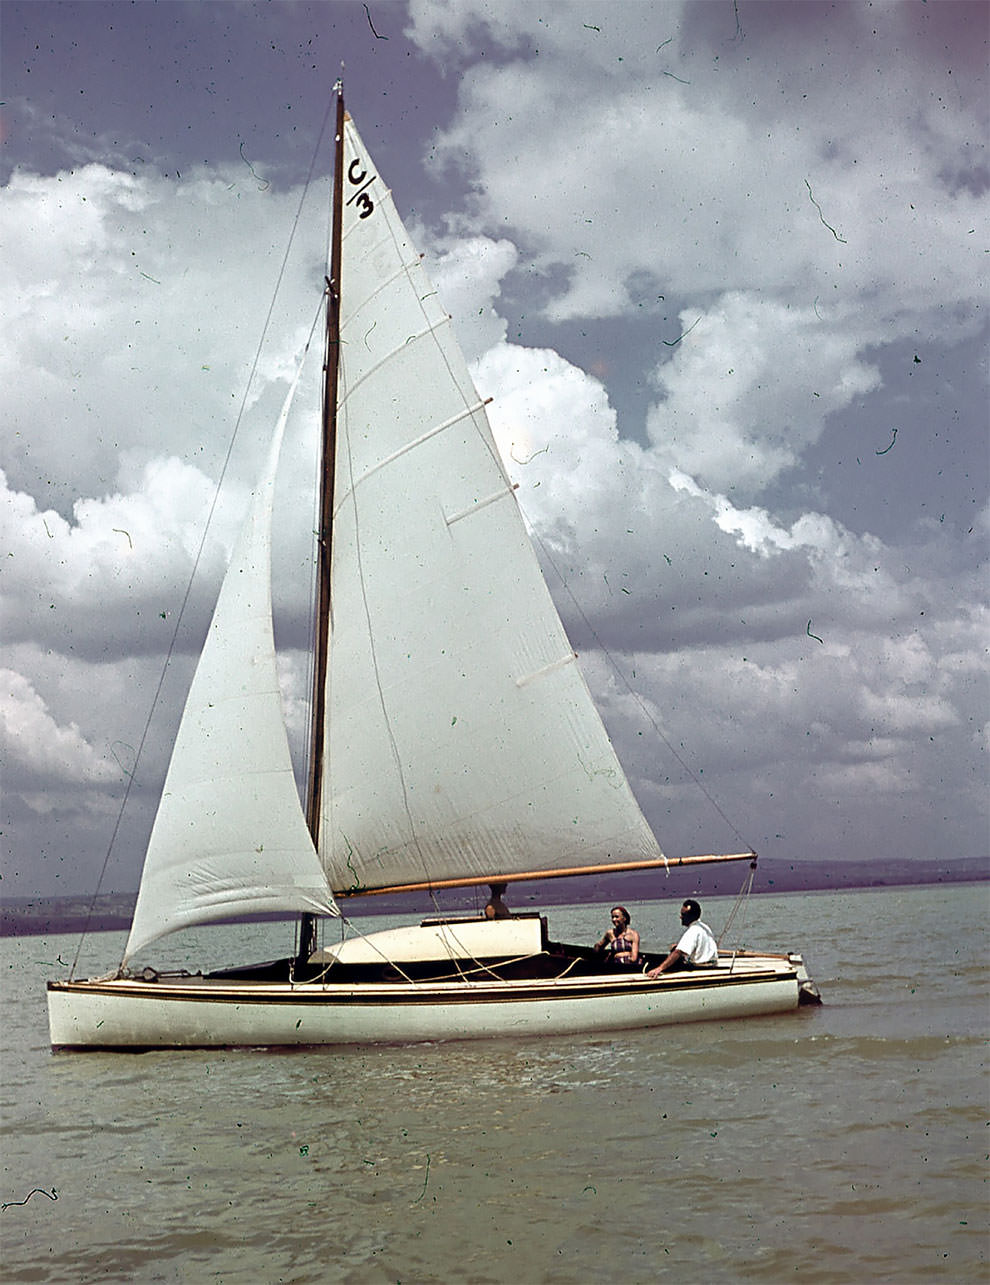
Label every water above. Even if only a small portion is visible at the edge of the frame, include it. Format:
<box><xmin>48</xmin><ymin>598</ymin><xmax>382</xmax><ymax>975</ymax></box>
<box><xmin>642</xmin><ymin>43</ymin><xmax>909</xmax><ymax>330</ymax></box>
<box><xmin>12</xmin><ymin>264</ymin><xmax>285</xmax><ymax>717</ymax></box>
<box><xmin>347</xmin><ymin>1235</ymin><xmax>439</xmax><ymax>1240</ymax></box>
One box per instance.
<box><xmin>1</xmin><ymin>885</ymin><xmax>986</xmax><ymax>1283</ymax></box>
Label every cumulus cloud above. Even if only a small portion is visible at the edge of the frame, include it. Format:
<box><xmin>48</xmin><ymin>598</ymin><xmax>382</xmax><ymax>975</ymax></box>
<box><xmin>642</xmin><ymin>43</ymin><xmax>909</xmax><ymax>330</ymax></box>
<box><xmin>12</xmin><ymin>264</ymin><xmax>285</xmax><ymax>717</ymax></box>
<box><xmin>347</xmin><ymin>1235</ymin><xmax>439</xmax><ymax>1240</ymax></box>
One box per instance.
<box><xmin>1</xmin><ymin>668</ymin><xmax>116</xmax><ymax>785</ymax></box>
<box><xmin>1</xmin><ymin>0</ymin><xmax>985</xmax><ymax>895</ymax></box>
<box><xmin>1</xmin><ymin>162</ymin><xmax>324</xmax><ymax>513</ymax></box>
<box><xmin>648</xmin><ymin>295</ymin><xmax>881</xmax><ymax>497</ymax></box>
<box><xmin>470</xmin><ymin>324</ymin><xmax>985</xmax><ymax>865</ymax></box>
<box><xmin>426</xmin><ymin>234</ymin><xmax>518</xmax><ymax>362</ymax></box>
<box><xmin>0</xmin><ymin>461</ymin><xmax>236</xmax><ymax>660</ymax></box>
<box><xmin>409</xmin><ymin>0</ymin><xmax>987</xmax><ymax>329</ymax></box>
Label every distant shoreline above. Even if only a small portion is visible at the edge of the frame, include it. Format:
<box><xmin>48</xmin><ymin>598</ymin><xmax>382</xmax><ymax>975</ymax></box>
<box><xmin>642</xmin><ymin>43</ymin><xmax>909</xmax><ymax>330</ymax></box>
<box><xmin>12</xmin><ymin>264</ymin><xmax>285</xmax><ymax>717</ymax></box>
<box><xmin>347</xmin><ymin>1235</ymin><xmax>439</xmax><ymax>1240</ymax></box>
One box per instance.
<box><xmin>3</xmin><ymin>856</ymin><xmax>986</xmax><ymax>937</ymax></box>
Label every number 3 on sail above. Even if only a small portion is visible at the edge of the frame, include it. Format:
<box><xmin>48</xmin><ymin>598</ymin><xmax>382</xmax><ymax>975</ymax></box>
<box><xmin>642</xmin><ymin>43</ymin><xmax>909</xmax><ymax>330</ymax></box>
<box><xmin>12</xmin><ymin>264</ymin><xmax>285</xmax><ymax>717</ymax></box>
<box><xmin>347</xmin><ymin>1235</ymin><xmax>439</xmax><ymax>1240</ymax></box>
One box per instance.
<box><xmin>47</xmin><ymin>90</ymin><xmax>819</xmax><ymax>1051</ymax></box>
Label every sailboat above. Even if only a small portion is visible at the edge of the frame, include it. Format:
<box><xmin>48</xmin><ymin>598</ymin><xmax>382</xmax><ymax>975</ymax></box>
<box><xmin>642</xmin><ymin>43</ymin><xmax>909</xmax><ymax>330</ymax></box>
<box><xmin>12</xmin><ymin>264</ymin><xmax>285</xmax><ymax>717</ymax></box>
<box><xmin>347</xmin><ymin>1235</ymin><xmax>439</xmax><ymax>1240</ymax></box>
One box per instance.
<box><xmin>47</xmin><ymin>94</ymin><xmax>818</xmax><ymax>1050</ymax></box>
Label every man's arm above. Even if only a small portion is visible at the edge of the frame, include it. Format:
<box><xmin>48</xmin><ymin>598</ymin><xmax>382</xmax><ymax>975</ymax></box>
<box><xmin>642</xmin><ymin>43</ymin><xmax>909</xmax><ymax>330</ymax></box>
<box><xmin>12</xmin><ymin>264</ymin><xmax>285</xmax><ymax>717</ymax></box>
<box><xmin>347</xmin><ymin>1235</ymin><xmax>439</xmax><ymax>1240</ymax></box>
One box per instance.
<box><xmin>647</xmin><ymin>947</ymin><xmax>685</xmax><ymax>978</ymax></box>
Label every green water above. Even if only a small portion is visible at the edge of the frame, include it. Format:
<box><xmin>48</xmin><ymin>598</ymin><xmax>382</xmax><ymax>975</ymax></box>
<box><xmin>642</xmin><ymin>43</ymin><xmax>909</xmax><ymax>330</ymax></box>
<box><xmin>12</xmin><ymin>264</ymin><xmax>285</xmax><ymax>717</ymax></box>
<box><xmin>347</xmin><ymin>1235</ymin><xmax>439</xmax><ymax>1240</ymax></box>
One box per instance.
<box><xmin>1</xmin><ymin>885</ymin><xmax>986</xmax><ymax>1283</ymax></box>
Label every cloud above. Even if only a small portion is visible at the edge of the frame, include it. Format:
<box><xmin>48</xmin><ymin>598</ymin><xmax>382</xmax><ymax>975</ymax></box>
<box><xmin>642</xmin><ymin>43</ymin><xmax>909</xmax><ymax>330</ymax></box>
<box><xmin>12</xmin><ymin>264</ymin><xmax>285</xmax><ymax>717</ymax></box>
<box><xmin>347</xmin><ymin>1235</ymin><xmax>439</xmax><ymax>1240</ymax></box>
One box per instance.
<box><xmin>1</xmin><ymin>667</ymin><xmax>116</xmax><ymax>786</ymax></box>
<box><xmin>1</xmin><ymin>162</ymin><xmax>324</xmax><ymax>514</ymax></box>
<box><xmin>426</xmin><ymin>234</ymin><xmax>518</xmax><ymax>362</ymax></box>
<box><xmin>477</xmin><ymin>334</ymin><xmax>958</xmax><ymax>648</ymax></box>
<box><xmin>470</xmin><ymin>329</ymin><xmax>985</xmax><ymax>864</ymax></box>
<box><xmin>0</xmin><ymin>461</ymin><xmax>234</xmax><ymax>661</ymax></box>
<box><xmin>648</xmin><ymin>294</ymin><xmax>881</xmax><ymax>497</ymax></box>
<box><xmin>1</xmin><ymin>1</ymin><xmax>984</xmax><ymax>896</ymax></box>
<box><xmin>410</xmin><ymin>0</ymin><xmax>988</xmax><ymax>330</ymax></box>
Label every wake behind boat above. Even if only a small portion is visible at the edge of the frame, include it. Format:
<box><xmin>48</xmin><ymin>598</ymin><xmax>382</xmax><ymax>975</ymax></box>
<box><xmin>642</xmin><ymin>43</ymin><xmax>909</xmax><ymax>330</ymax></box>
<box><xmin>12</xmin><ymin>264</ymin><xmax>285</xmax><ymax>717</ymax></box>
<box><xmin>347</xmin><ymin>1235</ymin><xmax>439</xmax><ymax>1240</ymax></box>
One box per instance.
<box><xmin>47</xmin><ymin>92</ymin><xmax>818</xmax><ymax>1051</ymax></box>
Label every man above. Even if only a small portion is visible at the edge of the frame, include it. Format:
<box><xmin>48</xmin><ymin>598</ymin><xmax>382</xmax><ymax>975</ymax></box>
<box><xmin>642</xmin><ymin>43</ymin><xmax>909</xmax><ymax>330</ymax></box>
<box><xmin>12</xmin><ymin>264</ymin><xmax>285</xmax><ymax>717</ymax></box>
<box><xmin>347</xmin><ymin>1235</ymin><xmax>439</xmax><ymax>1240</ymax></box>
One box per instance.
<box><xmin>646</xmin><ymin>900</ymin><xmax>718</xmax><ymax>976</ymax></box>
<box><xmin>484</xmin><ymin>883</ymin><xmax>511</xmax><ymax>919</ymax></box>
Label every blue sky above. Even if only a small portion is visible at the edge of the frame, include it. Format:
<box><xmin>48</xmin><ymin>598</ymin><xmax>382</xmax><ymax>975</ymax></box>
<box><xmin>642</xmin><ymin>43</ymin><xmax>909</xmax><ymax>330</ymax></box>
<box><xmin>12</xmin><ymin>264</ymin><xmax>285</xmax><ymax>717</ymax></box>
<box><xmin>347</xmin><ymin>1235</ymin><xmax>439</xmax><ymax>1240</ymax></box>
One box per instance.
<box><xmin>2</xmin><ymin>0</ymin><xmax>987</xmax><ymax>896</ymax></box>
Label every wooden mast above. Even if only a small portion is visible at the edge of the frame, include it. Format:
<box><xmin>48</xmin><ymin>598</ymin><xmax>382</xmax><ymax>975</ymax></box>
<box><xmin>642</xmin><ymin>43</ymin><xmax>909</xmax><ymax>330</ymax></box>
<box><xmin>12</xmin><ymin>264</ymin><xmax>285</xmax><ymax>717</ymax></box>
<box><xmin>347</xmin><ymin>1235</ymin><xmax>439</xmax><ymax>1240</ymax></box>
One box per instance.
<box><xmin>299</xmin><ymin>88</ymin><xmax>345</xmax><ymax>964</ymax></box>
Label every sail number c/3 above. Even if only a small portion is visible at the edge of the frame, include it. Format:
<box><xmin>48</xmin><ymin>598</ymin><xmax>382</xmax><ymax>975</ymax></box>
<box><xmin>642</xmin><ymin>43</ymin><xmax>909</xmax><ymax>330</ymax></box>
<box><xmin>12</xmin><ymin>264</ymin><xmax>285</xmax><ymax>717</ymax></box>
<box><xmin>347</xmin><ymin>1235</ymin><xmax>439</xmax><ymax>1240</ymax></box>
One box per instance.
<box><xmin>347</xmin><ymin>157</ymin><xmax>376</xmax><ymax>219</ymax></box>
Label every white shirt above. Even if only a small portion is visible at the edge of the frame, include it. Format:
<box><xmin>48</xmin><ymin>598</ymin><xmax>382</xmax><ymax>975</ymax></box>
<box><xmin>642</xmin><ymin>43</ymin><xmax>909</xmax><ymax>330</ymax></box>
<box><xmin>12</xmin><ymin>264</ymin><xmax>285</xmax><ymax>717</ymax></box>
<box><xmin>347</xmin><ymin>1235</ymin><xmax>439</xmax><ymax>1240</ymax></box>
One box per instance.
<box><xmin>676</xmin><ymin>920</ymin><xmax>718</xmax><ymax>964</ymax></box>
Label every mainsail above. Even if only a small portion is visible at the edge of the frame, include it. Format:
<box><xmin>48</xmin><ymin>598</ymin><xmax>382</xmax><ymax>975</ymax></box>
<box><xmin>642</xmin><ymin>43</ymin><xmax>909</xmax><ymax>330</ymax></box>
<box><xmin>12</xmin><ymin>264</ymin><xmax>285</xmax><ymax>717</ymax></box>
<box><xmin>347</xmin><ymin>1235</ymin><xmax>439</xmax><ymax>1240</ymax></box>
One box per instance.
<box><xmin>318</xmin><ymin>116</ymin><xmax>665</xmax><ymax>894</ymax></box>
<box><xmin>124</xmin><ymin>371</ymin><xmax>338</xmax><ymax>962</ymax></box>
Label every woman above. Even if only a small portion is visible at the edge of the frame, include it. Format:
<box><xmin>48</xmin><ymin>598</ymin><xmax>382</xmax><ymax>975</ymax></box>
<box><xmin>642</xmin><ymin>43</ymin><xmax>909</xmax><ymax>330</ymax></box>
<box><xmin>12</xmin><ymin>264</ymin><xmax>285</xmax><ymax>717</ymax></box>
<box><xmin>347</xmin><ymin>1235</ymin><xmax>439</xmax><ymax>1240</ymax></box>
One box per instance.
<box><xmin>593</xmin><ymin>906</ymin><xmax>641</xmax><ymax>966</ymax></box>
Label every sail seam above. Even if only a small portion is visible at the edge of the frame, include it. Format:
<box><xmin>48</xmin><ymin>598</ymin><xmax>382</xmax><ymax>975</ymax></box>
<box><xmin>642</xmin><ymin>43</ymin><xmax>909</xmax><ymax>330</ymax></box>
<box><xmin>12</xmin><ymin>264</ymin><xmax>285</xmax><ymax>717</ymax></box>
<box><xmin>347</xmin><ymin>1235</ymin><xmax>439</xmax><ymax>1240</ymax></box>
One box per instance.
<box><xmin>334</xmin><ymin>398</ymin><xmax>488</xmax><ymax>512</ymax></box>
<box><xmin>340</xmin><ymin>252</ymin><xmax>423</xmax><ymax>324</ymax></box>
<box><xmin>338</xmin><ymin>316</ymin><xmax>450</xmax><ymax>407</ymax></box>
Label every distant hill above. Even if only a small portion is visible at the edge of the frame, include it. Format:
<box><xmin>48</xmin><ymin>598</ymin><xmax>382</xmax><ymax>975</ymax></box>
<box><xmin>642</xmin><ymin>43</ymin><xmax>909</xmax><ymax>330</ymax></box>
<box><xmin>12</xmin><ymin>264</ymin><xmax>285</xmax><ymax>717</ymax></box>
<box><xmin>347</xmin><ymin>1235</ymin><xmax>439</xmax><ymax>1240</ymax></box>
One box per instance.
<box><xmin>0</xmin><ymin>892</ymin><xmax>136</xmax><ymax>938</ymax></box>
<box><xmin>2</xmin><ymin>855</ymin><xmax>986</xmax><ymax>937</ymax></box>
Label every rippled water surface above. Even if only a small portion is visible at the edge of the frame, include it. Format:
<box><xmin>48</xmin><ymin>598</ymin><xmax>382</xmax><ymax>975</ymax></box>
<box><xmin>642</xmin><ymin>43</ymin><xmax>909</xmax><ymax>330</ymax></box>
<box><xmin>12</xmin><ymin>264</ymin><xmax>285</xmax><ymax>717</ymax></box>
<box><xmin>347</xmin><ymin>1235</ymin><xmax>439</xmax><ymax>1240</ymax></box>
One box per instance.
<box><xmin>2</xmin><ymin>884</ymin><xmax>986</xmax><ymax>1283</ymax></box>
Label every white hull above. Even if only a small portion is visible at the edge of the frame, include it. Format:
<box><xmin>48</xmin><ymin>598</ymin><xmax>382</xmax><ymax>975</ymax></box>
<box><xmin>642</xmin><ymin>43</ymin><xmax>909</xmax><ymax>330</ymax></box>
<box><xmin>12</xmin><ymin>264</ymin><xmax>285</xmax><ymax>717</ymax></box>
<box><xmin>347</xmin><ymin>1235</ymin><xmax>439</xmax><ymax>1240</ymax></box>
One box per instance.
<box><xmin>47</xmin><ymin>956</ymin><xmax>806</xmax><ymax>1050</ymax></box>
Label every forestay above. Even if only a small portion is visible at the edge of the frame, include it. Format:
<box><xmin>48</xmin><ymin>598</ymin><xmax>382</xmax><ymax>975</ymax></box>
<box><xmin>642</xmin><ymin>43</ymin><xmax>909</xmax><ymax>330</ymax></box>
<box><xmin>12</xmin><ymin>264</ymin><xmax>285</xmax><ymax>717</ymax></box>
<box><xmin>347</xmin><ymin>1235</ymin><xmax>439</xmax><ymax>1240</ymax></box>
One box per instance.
<box><xmin>319</xmin><ymin>116</ymin><xmax>665</xmax><ymax>895</ymax></box>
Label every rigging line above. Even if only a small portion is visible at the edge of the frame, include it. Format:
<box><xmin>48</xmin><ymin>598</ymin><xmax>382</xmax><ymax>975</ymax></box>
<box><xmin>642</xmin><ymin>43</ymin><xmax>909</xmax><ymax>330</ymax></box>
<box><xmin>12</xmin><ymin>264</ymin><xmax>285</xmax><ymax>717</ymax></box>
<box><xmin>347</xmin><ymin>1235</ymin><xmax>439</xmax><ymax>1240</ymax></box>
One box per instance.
<box><xmin>420</xmin><ymin>889</ymin><xmax>543</xmax><ymax>982</ymax></box>
<box><xmin>337</xmin><ymin>252</ymin><xmax>423</xmax><ymax>331</ymax></box>
<box><xmin>530</xmin><ymin>529</ymin><xmax>754</xmax><ymax>854</ymax></box>
<box><xmin>297</xmin><ymin>307</ymin><xmax>332</xmax><ymax>837</ymax></box>
<box><xmin>423</xmin><ymin>902</ymin><xmax>497</xmax><ymax>982</ymax></box>
<box><xmin>718</xmin><ymin>860</ymin><xmax>757</xmax><ymax>947</ymax></box>
<box><xmin>722</xmin><ymin>860</ymin><xmax>756</xmax><ymax>975</ymax></box>
<box><xmin>72</xmin><ymin>122</ymin><xmax>336</xmax><ymax>977</ymax></box>
<box><xmin>312</xmin><ymin>913</ymin><xmax>418</xmax><ymax>985</ymax></box>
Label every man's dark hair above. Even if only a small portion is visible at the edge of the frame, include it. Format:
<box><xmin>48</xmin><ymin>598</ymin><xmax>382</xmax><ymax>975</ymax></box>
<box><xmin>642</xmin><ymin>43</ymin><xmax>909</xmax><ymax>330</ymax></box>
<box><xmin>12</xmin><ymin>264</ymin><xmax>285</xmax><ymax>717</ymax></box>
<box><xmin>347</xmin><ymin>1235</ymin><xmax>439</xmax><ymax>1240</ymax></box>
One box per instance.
<box><xmin>682</xmin><ymin>899</ymin><xmax>701</xmax><ymax>922</ymax></box>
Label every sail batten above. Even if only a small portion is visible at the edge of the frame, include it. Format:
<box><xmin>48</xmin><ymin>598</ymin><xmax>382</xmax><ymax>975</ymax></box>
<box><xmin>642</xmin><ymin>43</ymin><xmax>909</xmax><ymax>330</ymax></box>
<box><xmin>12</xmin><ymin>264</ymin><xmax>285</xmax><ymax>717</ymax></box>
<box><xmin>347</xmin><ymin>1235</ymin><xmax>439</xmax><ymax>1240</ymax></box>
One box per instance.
<box><xmin>444</xmin><ymin>485</ymin><xmax>516</xmax><ymax>526</ymax></box>
<box><xmin>516</xmin><ymin>653</ymin><xmax>578</xmax><ymax>688</ymax></box>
